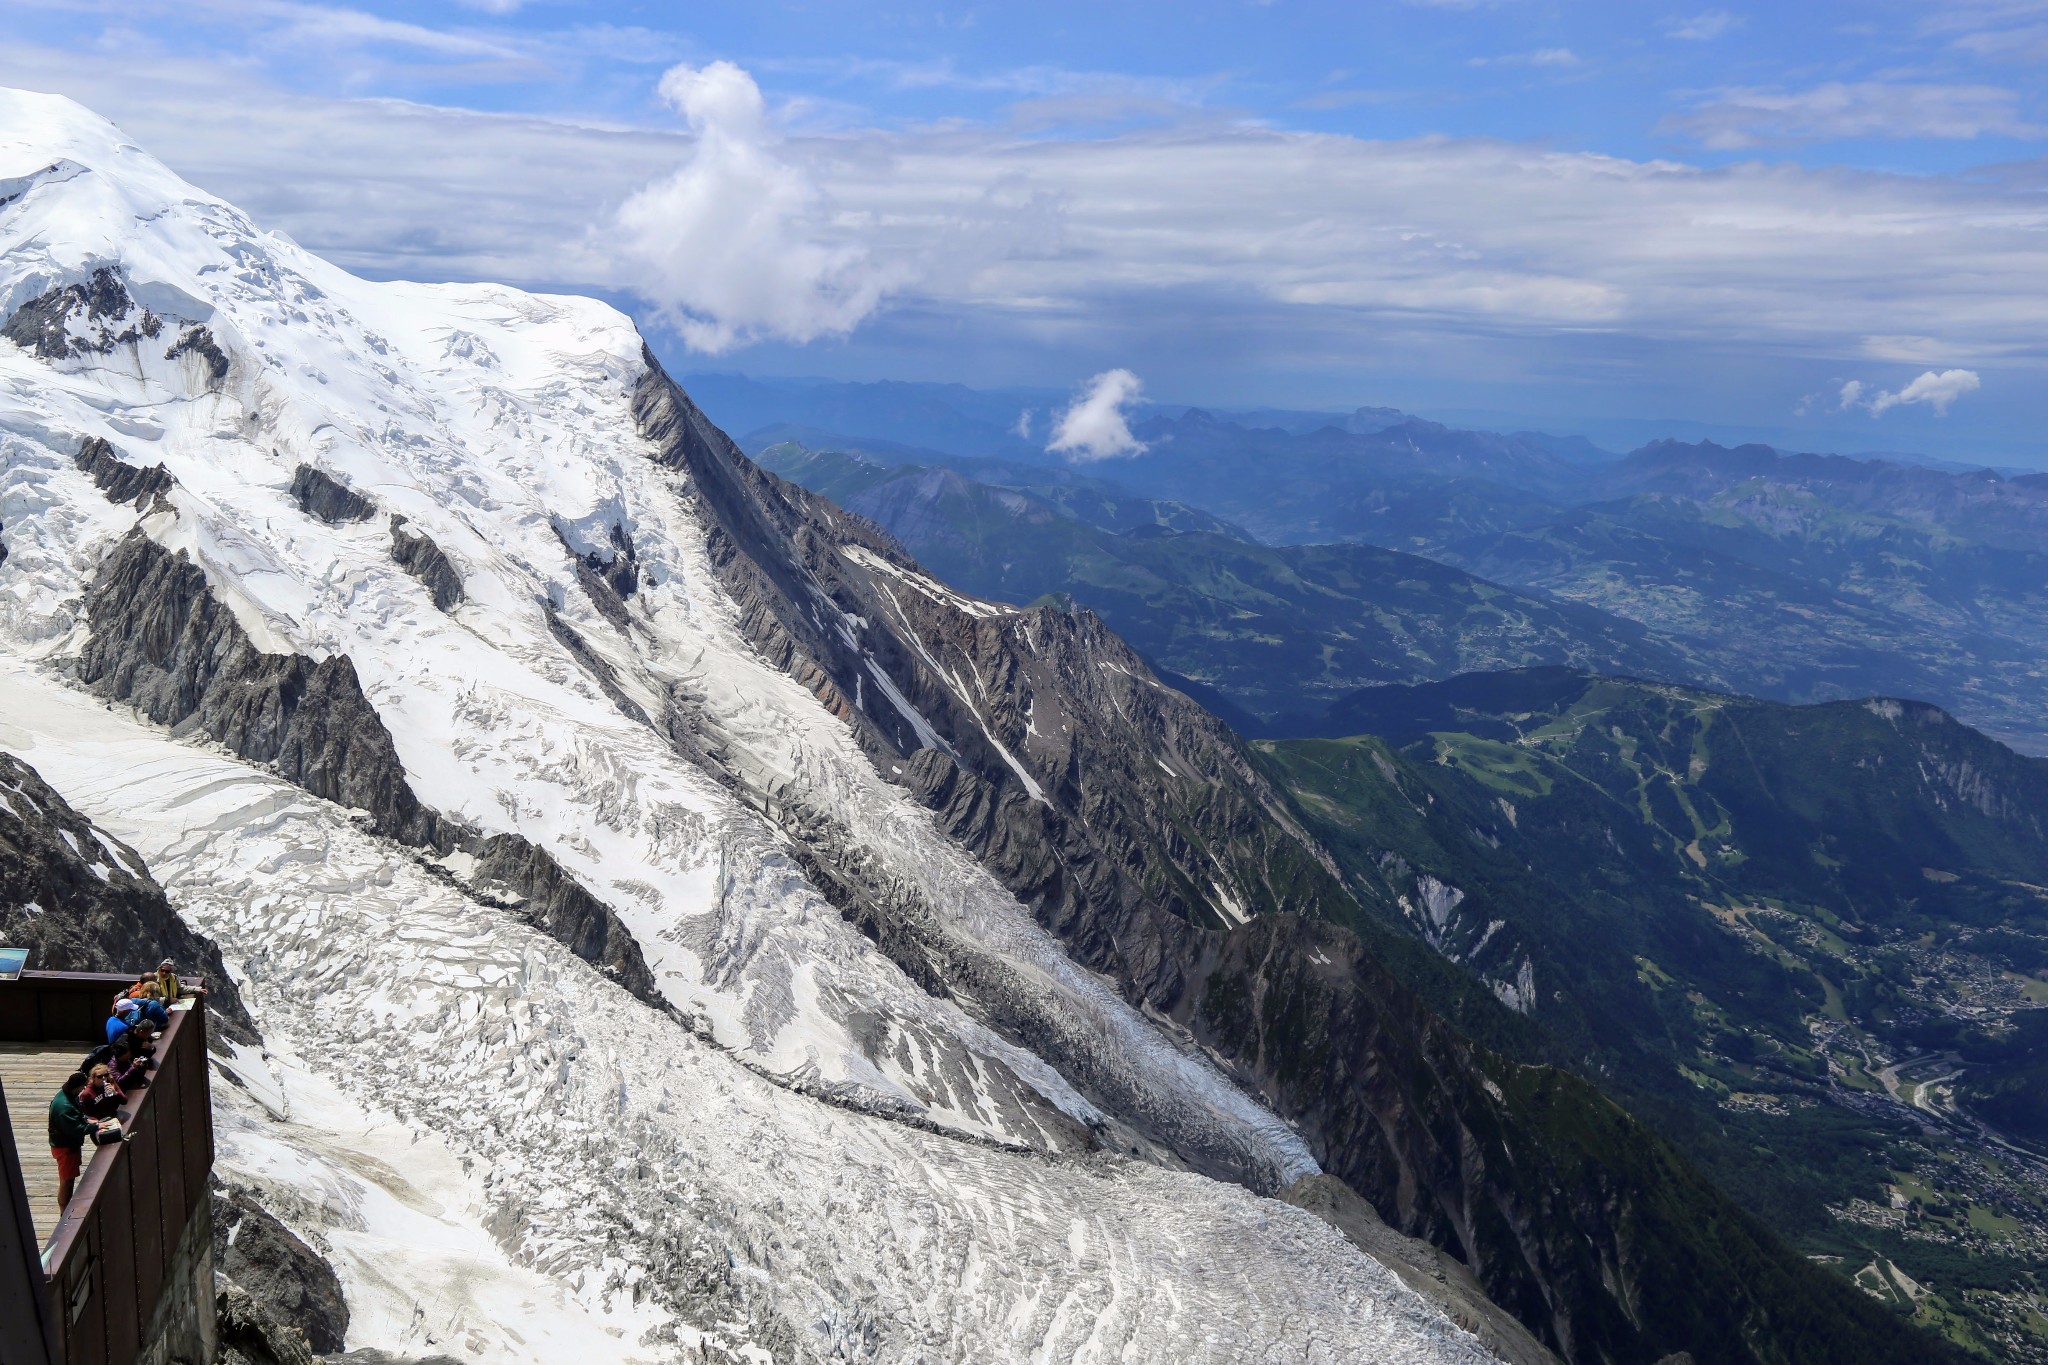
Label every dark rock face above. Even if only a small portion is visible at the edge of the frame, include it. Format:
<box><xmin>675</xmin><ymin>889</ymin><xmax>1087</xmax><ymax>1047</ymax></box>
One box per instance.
<box><xmin>78</xmin><ymin>530</ymin><xmax>436</xmax><ymax>846</ymax></box>
<box><xmin>629</xmin><ymin>353</ymin><xmax>1952</xmax><ymax>1365</ymax></box>
<box><xmin>553</xmin><ymin>519</ymin><xmax>640</xmax><ymax>635</ymax></box>
<box><xmin>463</xmin><ymin>830</ymin><xmax>662</xmax><ymax>1004</ymax></box>
<box><xmin>213</xmin><ymin>1185</ymin><xmax>348</xmax><ymax>1356</ymax></box>
<box><xmin>0</xmin><ymin>750</ymin><xmax>252</xmax><ymax>1036</ymax></box>
<box><xmin>74</xmin><ymin>435</ymin><xmax>175</xmax><ymax>509</ymax></box>
<box><xmin>289</xmin><ymin>464</ymin><xmax>375</xmax><ymax>524</ymax></box>
<box><xmin>633</xmin><ymin>352</ymin><xmax>1345</xmax><ymax>940</ymax></box>
<box><xmin>164</xmin><ymin>325</ymin><xmax>229</xmax><ymax>387</ymax></box>
<box><xmin>388</xmin><ymin>517</ymin><xmax>463</xmax><ymax>612</ymax></box>
<box><xmin>2</xmin><ymin>266</ymin><xmax>162</xmax><ymax>361</ymax></box>
<box><xmin>544</xmin><ymin>607</ymin><xmax>653</xmax><ymax>726</ymax></box>
<box><xmin>75</xmin><ymin>529</ymin><xmax>662</xmax><ymax>1008</ymax></box>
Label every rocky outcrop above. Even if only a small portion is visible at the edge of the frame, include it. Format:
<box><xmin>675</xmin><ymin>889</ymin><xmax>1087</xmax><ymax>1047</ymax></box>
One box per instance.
<box><xmin>213</xmin><ymin>1184</ymin><xmax>348</xmax><ymax>1360</ymax></box>
<box><xmin>75</xmin><ymin>435</ymin><xmax>175</xmax><ymax>508</ymax></box>
<box><xmin>164</xmin><ymin>324</ymin><xmax>229</xmax><ymax>387</ymax></box>
<box><xmin>388</xmin><ymin>517</ymin><xmax>463</xmax><ymax>612</ymax></box>
<box><xmin>79</xmin><ymin>530</ymin><xmax>437</xmax><ymax>846</ymax></box>
<box><xmin>633</xmin><ymin>351</ymin><xmax>1345</xmax><ymax>940</ymax></box>
<box><xmin>2</xmin><ymin>266</ymin><xmax>161</xmax><ymax>360</ymax></box>
<box><xmin>464</xmin><ymin>830</ymin><xmax>661</xmax><ymax>1003</ymax></box>
<box><xmin>289</xmin><ymin>464</ymin><xmax>375</xmax><ymax>524</ymax></box>
<box><xmin>76</xmin><ymin>529</ymin><xmax>662</xmax><ymax>1008</ymax></box>
<box><xmin>544</xmin><ymin>606</ymin><xmax>653</xmax><ymax>726</ymax></box>
<box><xmin>0</xmin><ymin>750</ymin><xmax>252</xmax><ymax>1036</ymax></box>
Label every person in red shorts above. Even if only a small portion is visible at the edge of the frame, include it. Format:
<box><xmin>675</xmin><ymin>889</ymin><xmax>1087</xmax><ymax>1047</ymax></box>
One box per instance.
<box><xmin>48</xmin><ymin>1072</ymin><xmax>91</xmax><ymax>1212</ymax></box>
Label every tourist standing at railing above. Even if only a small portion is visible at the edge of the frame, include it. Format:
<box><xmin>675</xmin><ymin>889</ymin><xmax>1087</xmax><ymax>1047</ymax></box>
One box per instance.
<box><xmin>48</xmin><ymin>1073</ymin><xmax>91</xmax><ymax>1212</ymax></box>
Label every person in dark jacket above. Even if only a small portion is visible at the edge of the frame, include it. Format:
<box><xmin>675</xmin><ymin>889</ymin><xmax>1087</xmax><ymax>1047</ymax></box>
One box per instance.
<box><xmin>48</xmin><ymin>1073</ymin><xmax>91</xmax><ymax>1211</ymax></box>
<box><xmin>107</xmin><ymin>1032</ymin><xmax>152</xmax><ymax>1090</ymax></box>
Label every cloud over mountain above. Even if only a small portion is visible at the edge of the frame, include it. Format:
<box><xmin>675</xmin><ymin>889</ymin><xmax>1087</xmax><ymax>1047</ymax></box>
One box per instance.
<box><xmin>613</xmin><ymin>61</ymin><xmax>898</xmax><ymax>352</ymax></box>
<box><xmin>1049</xmin><ymin>369</ymin><xmax>1148</xmax><ymax>461</ymax></box>
<box><xmin>1841</xmin><ymin>368</ymin><xmax>1983</xmax><ymax>417</ymax></box>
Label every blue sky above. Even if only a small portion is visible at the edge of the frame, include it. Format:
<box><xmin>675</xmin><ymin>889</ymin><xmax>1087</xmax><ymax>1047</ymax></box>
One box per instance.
<box><xmin>5</xmin><ymin>1</ymin><xmax>2046</xmax><ymax>461</ymax></box>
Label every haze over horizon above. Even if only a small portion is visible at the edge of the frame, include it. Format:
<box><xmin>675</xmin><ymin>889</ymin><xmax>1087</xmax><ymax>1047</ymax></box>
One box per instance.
<box><xmin>4</xmin><ymin>0</ymin><xmax>2045</xmax><ymax>465</ymax></box>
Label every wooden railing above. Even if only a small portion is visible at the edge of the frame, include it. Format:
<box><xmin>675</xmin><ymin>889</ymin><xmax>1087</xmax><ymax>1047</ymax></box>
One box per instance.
<box><xmin>0</xmin><ymin>971</ymin><xmax>213</xmax><ymax>1365</ymax></box>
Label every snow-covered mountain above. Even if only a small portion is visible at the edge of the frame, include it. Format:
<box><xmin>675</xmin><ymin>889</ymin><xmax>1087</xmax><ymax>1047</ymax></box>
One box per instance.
<box><xmin>0</xmin><ymin>89</ymin><xmax>1536</xmax><ymax>1363</ymax></box>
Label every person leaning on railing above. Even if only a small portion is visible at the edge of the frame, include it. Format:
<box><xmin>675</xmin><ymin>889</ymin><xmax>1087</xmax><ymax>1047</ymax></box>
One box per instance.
<box><xmin>106</xmin><ymin>998</ymin><xmax>151</xmax><ymax>1049</ymax></box>
<box><xmin>47</xmin><ymin>1071</ymin><xmax>133</xmax><ymax>1213</ymax></box>
<box><xmin>106</xmin><ymin>1029</ymin><xmax>154</xmax><ymax>1090</ymax></box>
<box><xmin>154</xmin><ymin>958</ymin><xmax>195</xmax><ymax>1003</ymax></box>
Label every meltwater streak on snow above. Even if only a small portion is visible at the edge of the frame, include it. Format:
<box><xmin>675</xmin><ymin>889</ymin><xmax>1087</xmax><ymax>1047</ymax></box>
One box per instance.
<box><xmin>0</xmin><ymin>662</ymin><xmax>1498</xmax><ymax>1365</ymax></box>
<box><xmin>0</xmin><ymin>86</ymin><xmax>1319</xmax><ymax>1185</ymax></box>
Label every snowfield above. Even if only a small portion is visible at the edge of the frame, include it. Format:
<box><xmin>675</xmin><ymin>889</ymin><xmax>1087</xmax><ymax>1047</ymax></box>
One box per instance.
<box><xmin>0</xmin><ymin>88</ymin><xmax>1500</xmax><ymax>1362</ymax></box>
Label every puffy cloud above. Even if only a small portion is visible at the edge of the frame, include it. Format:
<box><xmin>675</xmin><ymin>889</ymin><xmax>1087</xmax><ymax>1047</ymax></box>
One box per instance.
<box><xmin>1871</xmin><ymin>369</ymin><xmax>1983</xmax><ymax>415</ymax></box>
<box><xmin>1048</xmin><ymin>370</ymin><xmax>1148</xmax><ymax>461</ymax></box>
<box><xmin>1661</xmin><ymin>81</ymin><xmax>2045</xmax><ymax>149</ymax></box>
<box><xmin>1840</xmin><ymin>370</ymin><xmax>1982</xmax><ymax>416</ymax></box>
<box><xmin>612</xmin><ymin>61</ymin><xmax>899</xmax><ymax>353</ymax></box>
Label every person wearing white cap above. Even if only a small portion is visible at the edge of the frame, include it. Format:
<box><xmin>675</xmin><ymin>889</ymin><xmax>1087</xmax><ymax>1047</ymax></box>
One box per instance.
<box><xmin>105</xmin><ymin>997</ymin><xmax>157</xmax><ymax>1050</ymax></box>
<box><xmin>106</xmin><ymin>997</ymin><xmax>139</xmax><ymax>1045</ymax></box>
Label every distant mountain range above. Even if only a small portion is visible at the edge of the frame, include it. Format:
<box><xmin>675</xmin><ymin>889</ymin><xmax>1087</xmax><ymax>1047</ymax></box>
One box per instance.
<box><xmin>756</xmin><ymin>442</ymin><xmax>1686</xmax><ymax>731</ymax></box>
<box><xmin>713</xmin><ymin>379</ymin><xmax>2048</xmax><ymax>754</ymax></box>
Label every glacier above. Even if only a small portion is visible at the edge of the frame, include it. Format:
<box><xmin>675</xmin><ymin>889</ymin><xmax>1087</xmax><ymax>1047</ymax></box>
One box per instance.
<box><xmin>0</xmin><ymin>87</ymin><xmax>1501</xmax><ymax>1362</ymax></box>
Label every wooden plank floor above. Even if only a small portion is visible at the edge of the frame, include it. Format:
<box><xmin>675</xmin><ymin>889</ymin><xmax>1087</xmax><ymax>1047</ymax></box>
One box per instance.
<box><xmin>2</xmin><ymin>1041</ymin><xmax>96</xmax><ymax>1250</ymax></box>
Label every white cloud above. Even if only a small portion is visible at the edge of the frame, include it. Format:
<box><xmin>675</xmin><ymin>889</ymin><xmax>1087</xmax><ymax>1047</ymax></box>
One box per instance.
<box><xmin>1840</xmin><ymin>370</ymin><xmax>1982</xmax><ymax>416</ymax></box>
<box><xmin>1873</xmin><ymin>369</ymin><xmax>1983</xmax><ymax>415</ymax></box>
<box><xmin>10</xmin><ymin>45</ymin><xmax>2048</xmax><ymax>377</ymax></box>
<box><xmin>1012</xmin><ymin>408</ymin><xmax>1035</xmax><ymax>439</ymax></box>
<box><xmin>1661</xmin><ymin>81</ymin><xmax>2046</xmax><ymax>148</ymax></box>
<box><xmin>611</xmin><ymin>61</ymin><xmax>900</xmax><ymax>353</ymax></box>
<box><xmin>1667</xmin><ymin>10</ymin><xmax>1742</xmax><ymax>40</ymax></box>
<box><xmin>1048</xmin><ymin>370</ymin><xmax>1149</xmax><ymax>461</ymax></box>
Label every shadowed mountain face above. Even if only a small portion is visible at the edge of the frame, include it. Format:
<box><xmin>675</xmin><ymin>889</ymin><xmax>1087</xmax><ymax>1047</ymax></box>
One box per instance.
<box><xmin>755</xmin><ymin>443</ymin><xmax>1689</xmax><ymax>732</ymax></box>
<box><xmin>656</xmin><ymin>369</ymin><xmax>1965</xmax><ymax>1365</ymax></box>
<box><xmin>1263</xmin><ymin>669</ymin><xmax>2048</xmax><ymax>1358</ymax></box>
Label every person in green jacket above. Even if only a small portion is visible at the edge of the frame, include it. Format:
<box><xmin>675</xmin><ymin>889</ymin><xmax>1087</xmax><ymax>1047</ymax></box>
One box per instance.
<box><xmin>48</xmin><ymin>1072</ymin><xmax>91</xmax><ymax>1211</ymax></box>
